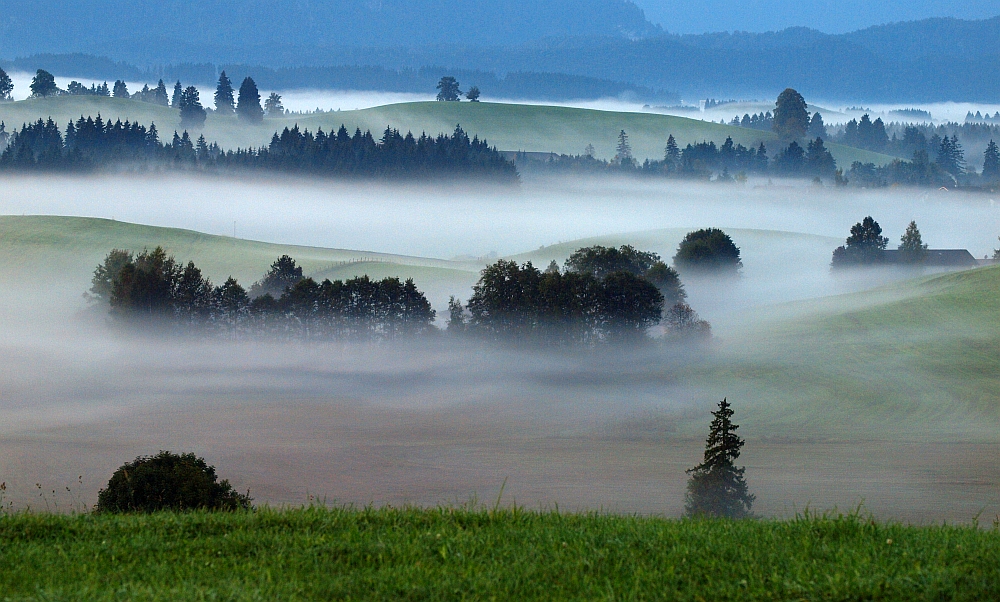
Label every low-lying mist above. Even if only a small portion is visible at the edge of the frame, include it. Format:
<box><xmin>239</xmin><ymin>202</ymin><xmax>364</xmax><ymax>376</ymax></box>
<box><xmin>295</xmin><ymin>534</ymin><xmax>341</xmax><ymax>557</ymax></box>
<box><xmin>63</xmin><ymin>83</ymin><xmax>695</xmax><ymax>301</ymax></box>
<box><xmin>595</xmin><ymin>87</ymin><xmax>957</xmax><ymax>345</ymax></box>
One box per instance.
<box><xmin>1</xmin><ymin>173</ymin><xmax>999</xmax><ymax>522</ymax></box>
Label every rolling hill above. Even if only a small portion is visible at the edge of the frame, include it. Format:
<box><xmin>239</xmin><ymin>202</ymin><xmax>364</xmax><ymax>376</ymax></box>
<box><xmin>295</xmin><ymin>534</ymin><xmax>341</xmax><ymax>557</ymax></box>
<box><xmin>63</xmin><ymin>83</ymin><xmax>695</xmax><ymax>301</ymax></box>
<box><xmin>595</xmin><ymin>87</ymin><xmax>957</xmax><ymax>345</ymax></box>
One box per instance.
<box><xmin>0</xmin><ymin>96</ymin><xmax>898</xmax><ymax>166</ymax></box>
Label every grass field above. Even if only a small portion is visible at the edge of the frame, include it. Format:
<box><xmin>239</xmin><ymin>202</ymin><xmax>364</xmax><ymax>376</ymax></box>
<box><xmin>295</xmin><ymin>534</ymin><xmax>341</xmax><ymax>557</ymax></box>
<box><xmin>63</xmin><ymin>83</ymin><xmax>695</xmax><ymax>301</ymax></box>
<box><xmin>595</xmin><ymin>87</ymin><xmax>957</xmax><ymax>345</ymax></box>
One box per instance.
<box><xmin>0</xmin><ymin>96</ymin><xmax>898</xmax><ymax>166</ymax></box>
<box><xmin>1</xmin><ymin>506</ymin><xmax>997</xmax><ymax>600</ymax></box>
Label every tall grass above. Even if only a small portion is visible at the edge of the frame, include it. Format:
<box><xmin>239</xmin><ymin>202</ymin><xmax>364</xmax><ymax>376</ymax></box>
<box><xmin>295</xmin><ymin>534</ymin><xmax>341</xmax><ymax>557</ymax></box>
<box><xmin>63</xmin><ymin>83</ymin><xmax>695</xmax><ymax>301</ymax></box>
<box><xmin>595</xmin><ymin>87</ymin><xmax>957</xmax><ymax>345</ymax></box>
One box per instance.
<box><xmin>1</xmin><ymin>505</ymin><xmax>997</xmax><ymax>600</ymax></box>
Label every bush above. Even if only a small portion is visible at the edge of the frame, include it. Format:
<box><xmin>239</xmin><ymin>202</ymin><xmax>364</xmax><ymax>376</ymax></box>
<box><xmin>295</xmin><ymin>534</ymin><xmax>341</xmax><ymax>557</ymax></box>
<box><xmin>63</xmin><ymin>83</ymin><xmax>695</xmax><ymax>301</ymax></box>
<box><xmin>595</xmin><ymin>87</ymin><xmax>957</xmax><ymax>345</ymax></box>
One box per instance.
<box><xmin>96</xmin><ymin>451</ymin><xmax>252</xmax><ymax>513</ymax></box>
<box><xmin>673</xmin><ymin>228</ymin><xmax>742</xmax><ymax>273</ymax></box>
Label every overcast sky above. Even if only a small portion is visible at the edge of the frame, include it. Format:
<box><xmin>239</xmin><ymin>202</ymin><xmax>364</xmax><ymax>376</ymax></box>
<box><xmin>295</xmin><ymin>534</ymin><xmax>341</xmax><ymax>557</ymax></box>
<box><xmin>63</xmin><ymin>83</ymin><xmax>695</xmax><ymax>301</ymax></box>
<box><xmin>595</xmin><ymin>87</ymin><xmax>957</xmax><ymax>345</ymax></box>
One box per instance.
<box><xmin>633</xmin><ymin>0</ymin><xmax>1000</xmax><ymax>34</ymax></box>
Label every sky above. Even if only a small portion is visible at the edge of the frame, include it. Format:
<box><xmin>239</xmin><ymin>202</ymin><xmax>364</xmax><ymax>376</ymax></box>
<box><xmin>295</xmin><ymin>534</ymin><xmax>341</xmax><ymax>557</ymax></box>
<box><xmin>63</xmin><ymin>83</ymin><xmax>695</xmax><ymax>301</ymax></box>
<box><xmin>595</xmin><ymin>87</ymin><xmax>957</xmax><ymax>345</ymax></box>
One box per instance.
<box><xmin>634</xmin><ymin>0</ymin><xmax>1000</xmax><ymax>34</ymax></box>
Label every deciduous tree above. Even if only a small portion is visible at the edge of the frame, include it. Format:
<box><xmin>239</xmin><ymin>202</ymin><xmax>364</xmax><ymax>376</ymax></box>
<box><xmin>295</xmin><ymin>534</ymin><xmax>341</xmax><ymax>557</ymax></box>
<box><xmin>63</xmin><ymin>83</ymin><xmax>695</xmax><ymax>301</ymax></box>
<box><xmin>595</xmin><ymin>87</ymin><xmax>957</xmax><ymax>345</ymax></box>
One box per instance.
<box><xmin>29</xmin><ymin>69</ymin><xmax>58</xmax><ymax>97</ymax></box>
<box><xmin>773</xmin><ymin>88</ymin><xmax>809</xmax><ymax>139</ymax></box>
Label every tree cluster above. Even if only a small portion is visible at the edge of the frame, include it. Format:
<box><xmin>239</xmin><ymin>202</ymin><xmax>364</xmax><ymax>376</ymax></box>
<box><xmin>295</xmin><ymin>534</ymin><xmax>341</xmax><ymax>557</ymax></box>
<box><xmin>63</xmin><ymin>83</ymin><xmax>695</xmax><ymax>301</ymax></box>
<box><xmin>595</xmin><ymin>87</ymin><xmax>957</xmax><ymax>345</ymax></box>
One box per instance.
<box><xmin>672</xmin><ymin>229</ymin><xmax>743</xmax><ymax>273</ymax></box>
<box><xmin>0</xmin><ymin>118</ymin><xmax>518</xmax><ymax>182</ymax></box>
<box><xmin>90</xmin><ymin>249</ymin><xmax>437</xmax><ymax>341</ymax></box>
<box><xmin>448</xmin><ymin>245</ymin><xmax>710</xmax><ymax>345</ymax></box>
<box><xmin>831</xmin><ymin>217</ymin><xmax>930</xmax><ymax>266</ymax></box>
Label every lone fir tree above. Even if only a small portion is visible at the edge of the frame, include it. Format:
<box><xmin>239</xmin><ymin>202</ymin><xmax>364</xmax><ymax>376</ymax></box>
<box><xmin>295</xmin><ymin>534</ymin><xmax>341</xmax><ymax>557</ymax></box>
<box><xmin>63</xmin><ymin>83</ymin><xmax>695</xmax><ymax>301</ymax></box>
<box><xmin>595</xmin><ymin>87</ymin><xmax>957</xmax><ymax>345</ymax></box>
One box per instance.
<box><xmin>214</xmin><ymin>71</ymin><xmax>235</xmax><ymax>115</ymax></box>
<box><xmin>685</xmin><ymin>398</ymin><xmax>754</xmax><ymax>518</ymax></box>
<box><xmin>983</xmin><ymin>140</ymin><xmax>1000</xmax><ymax>182</ymax></box>
<box><xmin>898</xmin><ymin>220</ymin><xmax>928</xmax><ymax>263</ymax></box>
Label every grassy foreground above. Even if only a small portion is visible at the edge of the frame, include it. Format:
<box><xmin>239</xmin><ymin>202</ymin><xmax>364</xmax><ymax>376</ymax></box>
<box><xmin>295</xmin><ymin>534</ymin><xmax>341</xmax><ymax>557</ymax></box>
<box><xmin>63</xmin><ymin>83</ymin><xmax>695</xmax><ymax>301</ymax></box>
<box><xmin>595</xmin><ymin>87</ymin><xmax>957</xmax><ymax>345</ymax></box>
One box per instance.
<box><xmin>1</xmin><ymin>506</ymin><xmax>997</xmax><ymax>600</ymax></box>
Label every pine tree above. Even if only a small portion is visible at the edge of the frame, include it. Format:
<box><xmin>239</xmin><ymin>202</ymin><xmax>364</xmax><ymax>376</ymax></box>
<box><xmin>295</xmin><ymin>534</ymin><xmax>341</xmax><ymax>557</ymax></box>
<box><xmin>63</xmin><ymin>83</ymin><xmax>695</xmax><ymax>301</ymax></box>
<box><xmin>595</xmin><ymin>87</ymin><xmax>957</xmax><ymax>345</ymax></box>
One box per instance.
<box><xmin>236</xmin><ymin>77</ymin><xmax>264</xmax><ymax>123</ymax></box>
<box><xmin>0</xmin><ymin>68</ymin><xmax>12</xmax><ymax>101</ymax></box>
<box><xmin>983</xmin><ymin>140</ymin><xmax>1000</xmax><ymax>182</ymax></box>
<box><xmin>154</xmin><ymin>80</ymin><xmax>170</xmax><ymax>106</ymax></box>
<box><xmin>214</xmin><ymin>71</ymin><xmax>235</xmax><ymax>115</ymax></box>
<box><xmin>178</xmin><ymin>86</ymin><xmax>207</xmax><ymax>129</ymax></box>
<box><xmin>112</xmin><ymin>80</ymin><xmax>129</xmax><ymax>98</ymax></box>
<box><xmin>171</xmin><ymin>81</ymin><xmax>183</xmax><ymax>108</ymax></box>
<box><xmin>615</xmin><ymin>130</ymin><xmax>633</xmax><ymax>166</ymax></box>
<box><xmin>898</xmin><ymin>220</ymin><xmax>928</xmax><ymax>263</ymax></box>
<box><xmin>685</xmin><ymin>398</ymin><xmax>754</xmax><ymax>518</ymax></box>
<box><xmin>664</xmin><ymin>134</ymin><xmax>679</xmax><ymax>166</ymax></box>
<box><xmin>807</xmin><ymin>112</ymin><xmax>826</xmax><ymax>138</ymax></box>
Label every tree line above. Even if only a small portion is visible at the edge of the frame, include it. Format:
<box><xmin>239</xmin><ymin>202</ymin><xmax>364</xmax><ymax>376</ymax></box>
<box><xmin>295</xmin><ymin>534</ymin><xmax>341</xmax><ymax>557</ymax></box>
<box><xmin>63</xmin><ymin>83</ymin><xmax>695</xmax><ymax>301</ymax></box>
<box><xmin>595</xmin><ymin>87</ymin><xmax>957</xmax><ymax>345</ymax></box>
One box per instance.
<box><xmin>91</xmin><ymin>239</ymin><xmax>732</xmax><ymax>345</ymax></box>
<box><xmin>90</xmin><ymin>250</ymin><xmax>437</xmax><ymax>341</ymax></box>
<box><xmin>0</xmin><ymin>117</ymin><xmax>518</xmax><ymax>183</ymax></box>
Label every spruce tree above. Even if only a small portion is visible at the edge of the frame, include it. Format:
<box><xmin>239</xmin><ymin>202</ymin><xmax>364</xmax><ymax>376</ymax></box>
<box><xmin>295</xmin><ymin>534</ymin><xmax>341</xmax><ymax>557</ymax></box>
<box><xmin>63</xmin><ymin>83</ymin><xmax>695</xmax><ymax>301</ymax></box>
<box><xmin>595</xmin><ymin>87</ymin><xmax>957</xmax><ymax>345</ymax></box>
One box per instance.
<box><xmin>898</xmin><ymin>220</ymin><xmax>928</xmax><ymax>263</ymax></box>
<box><xmin>154</xmin><ymin>80</ymin><xmax>170</xmax><ymax>106</ymax></box>
<box><xmin>983</xmin><ymin>140</ymin><xmax>1000</xmax><ymax>182</ymax></box>
<box><xmin>664</xmin><ymin>134</ymin><xmax>679</xmax><ymax>167</ymax></box>
<box><xmin>0</xmin><ymin>68</ymin><xmax>12</xmax><ymax>101</ymax></box>
<box><xmin>236</xmin><ymin>77</ymin><xmax>264</xmax><ymax>123</ymax></box>
<box><xmin>615</xmin><ymin>130</ymin><xmax>633</xmax><ymax>166</ymax></box>
<box><xmin>178</xmin><ymin>86</ymin><xmax>207</xmax><ymax>129</ymax></box>
<box><xmin>171</xmin><ymin>81</ymin><xmax>183</xmax><ymax>108</ymax></box>
<box><xmin>112</xmin><ymin>80</ymin><xmax>129</xmax><ymax>98</ymax></box>
<box><xmin>685</xmin><ymin>398</ymin><xmax>754</xmax><ymax>518</ymax></box>
<box><xmin>807</xmin><ymin>112</ymin><xmax>826</xmax><ymax>138</ymax></box>
<box><xmin>214</xmin><ymin>71</ymin><xmax>235</xmax><ymax>115</ymax></box>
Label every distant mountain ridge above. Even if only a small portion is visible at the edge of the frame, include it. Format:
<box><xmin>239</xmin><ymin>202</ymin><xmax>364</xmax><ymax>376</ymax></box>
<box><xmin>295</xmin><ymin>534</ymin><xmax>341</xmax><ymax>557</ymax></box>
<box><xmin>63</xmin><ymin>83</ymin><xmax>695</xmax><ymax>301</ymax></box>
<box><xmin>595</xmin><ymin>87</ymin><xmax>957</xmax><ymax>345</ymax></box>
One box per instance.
<box><xmin>0</xmin><ymin>0</ymin><xmax>659</xmax><ymax>58</ymax></box>
<box><xmin>2</xmin><ymin>5</ymin><xmax>999</xmax><ymax>102</ymax></box>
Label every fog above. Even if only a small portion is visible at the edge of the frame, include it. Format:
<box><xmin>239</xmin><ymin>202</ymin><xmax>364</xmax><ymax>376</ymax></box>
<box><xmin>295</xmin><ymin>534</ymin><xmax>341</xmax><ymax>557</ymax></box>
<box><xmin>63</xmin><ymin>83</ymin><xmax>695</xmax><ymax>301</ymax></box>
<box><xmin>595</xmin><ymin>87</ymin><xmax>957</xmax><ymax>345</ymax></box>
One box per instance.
<box><xmin>1</xmin><ymin>174</ymin><xmax>999</xmax><ymax>522</ymax></box>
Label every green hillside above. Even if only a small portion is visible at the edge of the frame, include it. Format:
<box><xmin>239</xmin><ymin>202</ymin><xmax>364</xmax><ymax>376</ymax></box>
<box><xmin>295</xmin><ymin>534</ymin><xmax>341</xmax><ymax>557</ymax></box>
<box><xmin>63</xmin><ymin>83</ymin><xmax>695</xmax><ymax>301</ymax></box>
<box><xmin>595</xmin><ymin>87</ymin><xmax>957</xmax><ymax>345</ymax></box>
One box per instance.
<box><xmin>0</xmin><ymin>96</ymin><xmax>897</xmax><ymax>167</ymax></box>
<box><xmin>698</xmin><ymin>265</ymin><xmax>1000</xmax><ymax>439</ymax></box>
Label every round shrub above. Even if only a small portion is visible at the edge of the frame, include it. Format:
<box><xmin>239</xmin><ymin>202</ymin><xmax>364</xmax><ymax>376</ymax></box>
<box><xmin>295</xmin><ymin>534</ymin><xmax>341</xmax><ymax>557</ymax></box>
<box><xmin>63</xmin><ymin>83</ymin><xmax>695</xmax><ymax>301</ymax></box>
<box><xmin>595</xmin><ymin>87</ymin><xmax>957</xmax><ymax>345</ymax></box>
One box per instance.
<box><xmin>672</xmin><ymin>228</ymin><xmax>742</xmax><ymax>273</ymax></box>
<box><xmin>96</xmin><ymin>451</ymin><xmax>252</xmax><ymax>513</ymax></box>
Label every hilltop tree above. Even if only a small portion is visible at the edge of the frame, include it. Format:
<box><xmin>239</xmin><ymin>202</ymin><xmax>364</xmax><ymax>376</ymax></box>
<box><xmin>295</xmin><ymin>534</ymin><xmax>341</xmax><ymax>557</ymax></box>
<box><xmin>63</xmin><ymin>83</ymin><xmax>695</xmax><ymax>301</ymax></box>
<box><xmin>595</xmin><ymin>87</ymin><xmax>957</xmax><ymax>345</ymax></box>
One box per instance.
<box><xmin>112</xmin><ymin>80</ymin><xmax>129</xmax><ymax>98</ymax></box>
<box><xmin>898</xmin><ymin>220</ymin><xmax>928</xmax><ymax>263</ymax></box>
<box><xmin>935</xmin><ymin>135</ymin><xmax>965</xmax><ymax>177</ymax></box>
<box><xmin>615</xmin><ymin>130</ymin><xmax>633</xmax><ymax>166</ymax></box>
<box><xmin>249</xmin><ymin>255</ymin><xmax>303</xmax><ymax>298</ymax></box>
<box><xmin>805</xmin><ymin>137</ymin><xmax>836</xmax><ymax>177</ymax></box>
<box><xmin>178</xmin><ymin>86</ymin><xmax>207</xmax><ymax>129</ymax></box>
<box><xmin>773</xmin><ymin>88</ymin><xmax>809</xmax><ymax>139</ymax></box>
<box><xmin>664</xmin><ymin>134</ymin><xmax>680</xmax><ymax>169</ymax></box>
<box><xmin>983</xmin><ymin>140</ymin><xmax>1000</xmax><ymax>182</ymax></box>
<box><xmin>153</xmin><ymin>80</ymin><xmax>170</xmax><ymax>106</ymax></box>
<box><xmin>673</xmin><ymin>228</ymin><xmax>742</xmax><ymax>274</ymax></box>
<box><xmin>236</xmin><ymin>77</ymin><xmax>264</xmax><ymax>123</ymax></box>
<box><xmin>685</xmin><ymin>398</ymin><xmax>755</xmax><ymax>518</ymax></box>
<box><xmin>264</xmin><ymin>92</ymin><xmax>284</xmax><ymax>116</ymax></box>
<box><xmin>831</xmin><ymin>216</ymin><xmax>889</xmax><ymax>266</ymax></box>
<box><xmin>214</xmin><ymin>71</ymin><xmax>235</xmax><ymax>115</ymax></box>
<box><xmin>0</xmin><ymin>68</ymin><xmax>12</xmax><ymax>101</ymax></box>
<box><xmin>29</xmin><ymin>69</ymin><xmax>58</xmax><ymax>97</ymax></box>
<box><xmin>466</xmin><ymin>86</ymin><xmax>481</xmax><ymax>102</ymax></box>
<box><xmin>436</xmin><ymin>76</ymin><xmax>462</xmax><ymax>101</ymax></box>
<box><xmin>171</xmin><ymin>81</ymin><xmax>183</xmax><ymax>108</ymax></box>
<box><xmin>807</xmin><ymin>112</ymin><xmax>827</xmax><ymax>138</ymax></box>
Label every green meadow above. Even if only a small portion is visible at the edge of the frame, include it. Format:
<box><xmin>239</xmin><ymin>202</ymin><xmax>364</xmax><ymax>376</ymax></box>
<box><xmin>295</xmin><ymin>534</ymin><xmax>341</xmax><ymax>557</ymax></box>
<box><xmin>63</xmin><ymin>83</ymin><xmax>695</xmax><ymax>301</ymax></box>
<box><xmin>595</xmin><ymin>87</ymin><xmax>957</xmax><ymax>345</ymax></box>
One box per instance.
<box><xmin>0</xmin><ymin>96</ymin><xmax>897</xmax><ymax>166</ymax></box>
<box><xmin>0</xmin><ymin>506</ymin><xmax>997</xmax><ymax>601</ymax></box>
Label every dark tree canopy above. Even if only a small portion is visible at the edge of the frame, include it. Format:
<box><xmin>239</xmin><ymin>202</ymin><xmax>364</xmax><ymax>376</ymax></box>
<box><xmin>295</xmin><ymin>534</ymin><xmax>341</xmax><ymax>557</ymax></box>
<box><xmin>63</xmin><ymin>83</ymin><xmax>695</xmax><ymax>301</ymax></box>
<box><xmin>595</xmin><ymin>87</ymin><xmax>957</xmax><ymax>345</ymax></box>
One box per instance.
<box><xmin>807</xmin><ymin>112</ymin><xmax>827</xmax><ymax>138</ymax></box>
<box><xmin>236</xmin><ymin>77</ymin><xmax>264</xmax><ymax>123</ymax></box>
<box><xmin>462</xmin><ymin>258</ymin><xmax>664</xmax><ymax>345</ymax></box>
<box><xmin>179</xmin><ymin>86</ymin><xmax>207</xmax><ymax>129</ymax></box>
<box><xmin>96</xmin><ymin>451</ymin><xmax>252</xmax><ymax>513</ymax></box>
<box><xmin>564</xmin><ymin>244</ymin><xmax>686</xmax><ymax>305</ymax></box>
<box><xmin>0</xmin><ymin>68</ymin><xmax>13</xmax><ymax>101</ymax></box>
<box><xmin>214</xmin><ymin>71</ymin><xmax>235</xmax><ymax>115</ymax></box>
<box><xmin>112</xmin><ymin>80</ymin><xmax>129</xmax><ymax>98</ymax></box>
<box><xmin>773</xmin><ymin>88</ymin><xmax>809</xmax><ymax>139</ymax></box>
<box><xmin>831</xmin><ymin>216</ymin><xmax>889</xmax><ymax>266</ymax></box>
<box><xmin>436</xmin><ymin>76</ymin><xmax>462</xmax><ymax>101</ymax></box>
<box><xmin>773</xmin><ymin>140</ymin><xmax>805</xmax><ymax>174</ymax></box>
<box><xmin>29</xmin><ymin>69</ymin><xmax>58</xmax><ymax>97</ymax></box>
<box><xmin>249</xmin><ymin>255</ymin><xmax>303</xmax><ymax>298</ymax></box>
<box><xmin>672</xmin><ymin>229</ymin><xmax>742</xmax><ymax>273</ymax></box>
<box><xmin>685</xmin><ymin>398</ymin><xmax>755</xmax><ymax>518</ymax></box>
<box><xmin>805</xmin><ymin>137</ymin><xmax>836</xmax><ymax>177</ymax></box>
<box><xmin>171</xmin><ymin>81</ymin><xmax>183</xmax><ymax>108</ymax></box>
<box><xmin>466</xmin><ymin>86</ymin><xmax>481</xmax><ymax>102</ymax></box>
<box><xmin>264</xmin><ymin>92</ymin><xmax>284</xmax><ymax>116</ymax></box>
<box><xmin>984</xmin><ymin>140</ymin><xmax>1000</xmax><ymax>182</ymax></box>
